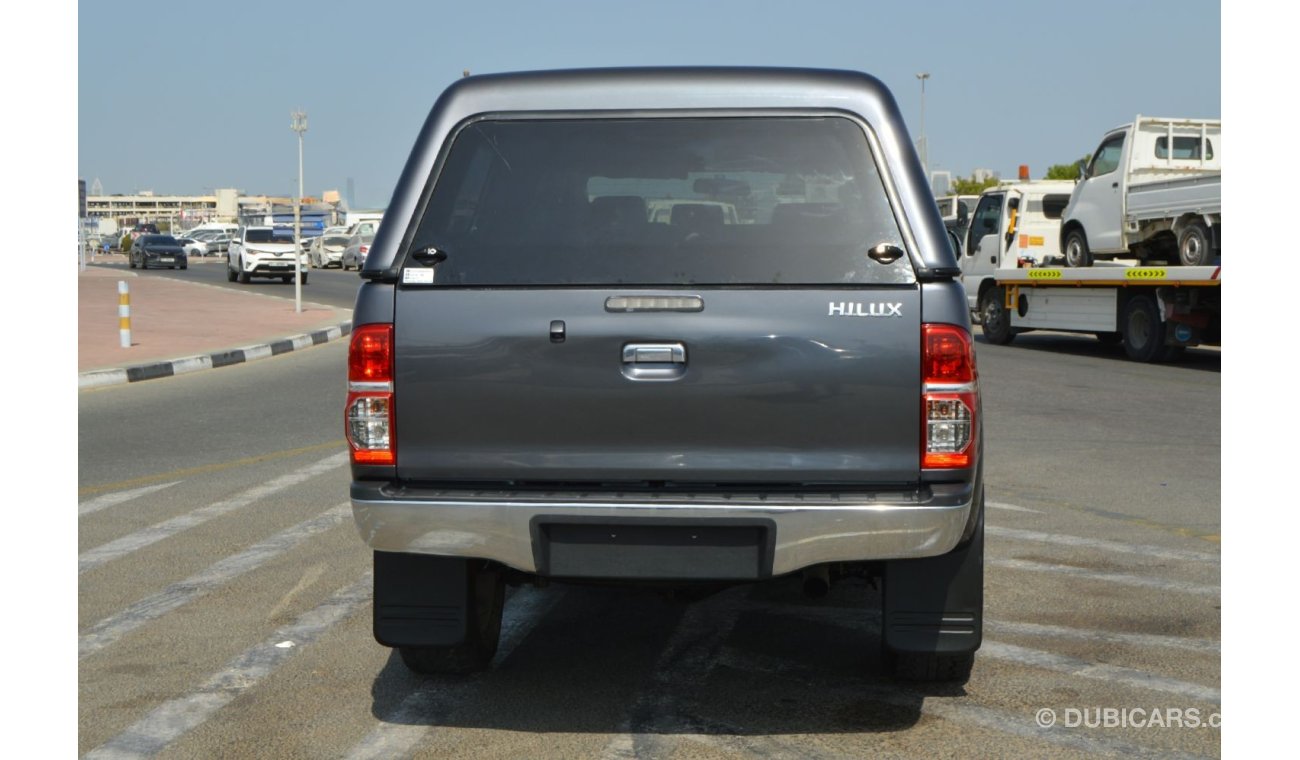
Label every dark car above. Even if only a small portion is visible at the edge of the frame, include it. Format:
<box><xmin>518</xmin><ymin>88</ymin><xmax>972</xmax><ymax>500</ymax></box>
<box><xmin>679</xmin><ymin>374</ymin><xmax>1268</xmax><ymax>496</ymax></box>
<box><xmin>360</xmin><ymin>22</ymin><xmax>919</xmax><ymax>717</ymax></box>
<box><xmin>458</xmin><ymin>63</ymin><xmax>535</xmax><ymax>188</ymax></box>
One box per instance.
<box><xmin>129</xmin><ymin>234</ymin><xmax>188</xmax><ymax>270</ymax></box>
<box><xmin>347</xmin><ymin>68</ymin><xmax>984</xmax><ymax>684</ymax></box>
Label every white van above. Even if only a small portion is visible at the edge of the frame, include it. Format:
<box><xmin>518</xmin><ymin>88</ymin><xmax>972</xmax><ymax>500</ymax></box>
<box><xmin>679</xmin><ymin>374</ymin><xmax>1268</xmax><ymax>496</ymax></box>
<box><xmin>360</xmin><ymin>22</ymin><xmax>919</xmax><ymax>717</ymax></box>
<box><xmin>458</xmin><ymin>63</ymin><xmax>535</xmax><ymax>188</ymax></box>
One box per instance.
<box><xmin>183</xmin><ymin>222</ymin><xmax>240</xmax><ymax>237</ymax></box>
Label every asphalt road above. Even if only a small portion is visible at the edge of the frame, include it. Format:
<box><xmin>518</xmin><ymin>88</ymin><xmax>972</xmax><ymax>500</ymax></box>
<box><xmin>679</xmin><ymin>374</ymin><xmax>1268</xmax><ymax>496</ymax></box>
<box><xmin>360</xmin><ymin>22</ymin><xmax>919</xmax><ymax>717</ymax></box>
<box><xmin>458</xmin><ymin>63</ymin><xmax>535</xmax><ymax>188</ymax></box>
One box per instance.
<box><xmin>78</xmin><ymin>329</ymin><xmax>1221</xmax><ymax>758</ymax></box>
<box><xmin>93</xmin><ymin>255</ymin><xmax>366</xmax><ymax>311</ymax></box>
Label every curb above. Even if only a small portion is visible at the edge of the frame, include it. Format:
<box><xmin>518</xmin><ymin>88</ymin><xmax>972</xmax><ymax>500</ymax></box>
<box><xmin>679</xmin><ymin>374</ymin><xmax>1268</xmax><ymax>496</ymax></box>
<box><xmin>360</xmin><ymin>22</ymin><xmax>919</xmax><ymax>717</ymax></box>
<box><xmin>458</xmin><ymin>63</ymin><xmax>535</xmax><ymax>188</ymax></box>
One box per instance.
<box><xmin>79</xmin><ymin>321</ymin><xmax>353</xmax><ymax>389</ymax></box>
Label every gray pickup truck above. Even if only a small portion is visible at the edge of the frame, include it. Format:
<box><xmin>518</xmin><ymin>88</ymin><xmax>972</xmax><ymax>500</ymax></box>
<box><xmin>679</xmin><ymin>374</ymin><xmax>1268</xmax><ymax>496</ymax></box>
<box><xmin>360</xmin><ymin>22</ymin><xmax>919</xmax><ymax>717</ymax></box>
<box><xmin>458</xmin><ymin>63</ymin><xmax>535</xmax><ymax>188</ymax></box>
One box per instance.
<box><xmin>346</xmin><ymin>67</ymin><xmax>984</xmax><ymax>683</ymax></box>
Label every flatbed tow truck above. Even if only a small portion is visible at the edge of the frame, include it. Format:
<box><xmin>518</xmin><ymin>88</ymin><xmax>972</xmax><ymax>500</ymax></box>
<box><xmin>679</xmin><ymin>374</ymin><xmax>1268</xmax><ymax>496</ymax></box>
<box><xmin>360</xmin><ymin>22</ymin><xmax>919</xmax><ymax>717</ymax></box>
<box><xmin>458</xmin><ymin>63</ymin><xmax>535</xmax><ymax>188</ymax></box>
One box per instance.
<box><xmin>978</xmin><ymin>262</ymin><xmax>1221</xmax><ymax>362</ymax></box>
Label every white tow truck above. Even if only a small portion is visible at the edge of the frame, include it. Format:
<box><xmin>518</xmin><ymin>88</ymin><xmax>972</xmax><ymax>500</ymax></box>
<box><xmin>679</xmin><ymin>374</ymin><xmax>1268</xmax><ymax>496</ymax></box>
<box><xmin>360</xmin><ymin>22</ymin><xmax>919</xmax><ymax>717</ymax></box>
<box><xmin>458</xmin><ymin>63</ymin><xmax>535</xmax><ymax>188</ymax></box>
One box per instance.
<box><xmin>1059</xmin><ymin>116</ymin><xmax>1221</xmax><ymax>267</ymax></box>
<box><xmin>960</xmin><ymin>180</ymin><xmax>1220</xmax><ymax>362</ymax></box>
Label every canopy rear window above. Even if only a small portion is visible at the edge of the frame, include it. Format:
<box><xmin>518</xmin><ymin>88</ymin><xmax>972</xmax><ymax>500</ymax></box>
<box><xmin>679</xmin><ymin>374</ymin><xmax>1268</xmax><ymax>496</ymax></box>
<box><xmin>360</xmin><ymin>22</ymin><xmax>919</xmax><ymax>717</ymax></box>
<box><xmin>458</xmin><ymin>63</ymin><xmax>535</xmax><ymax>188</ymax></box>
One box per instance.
<box><xmin>406</xmin><ymin>117</ymin><xmax>912</xmax><ymax>286</ymax></box>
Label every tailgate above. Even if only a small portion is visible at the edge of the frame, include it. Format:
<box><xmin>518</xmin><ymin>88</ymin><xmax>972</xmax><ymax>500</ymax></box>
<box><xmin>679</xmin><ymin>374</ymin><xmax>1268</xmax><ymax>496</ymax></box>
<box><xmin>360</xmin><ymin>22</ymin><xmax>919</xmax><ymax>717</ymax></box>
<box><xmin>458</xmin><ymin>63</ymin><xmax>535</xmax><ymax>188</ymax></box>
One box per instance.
<box><xmin>394</xmin><ymin>287</ymin><xmax>920</xmax><ymax>485</ymax></box>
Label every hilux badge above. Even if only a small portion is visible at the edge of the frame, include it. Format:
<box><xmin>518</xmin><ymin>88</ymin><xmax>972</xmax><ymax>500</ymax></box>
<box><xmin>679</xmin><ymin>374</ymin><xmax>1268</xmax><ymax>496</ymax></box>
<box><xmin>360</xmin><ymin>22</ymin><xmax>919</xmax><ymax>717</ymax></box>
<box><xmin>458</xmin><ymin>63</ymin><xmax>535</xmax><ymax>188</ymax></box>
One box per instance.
<box><xmin>828</xmin><ymin>302</ymin><xmax>903</xmax><ymax>317</ymax></box>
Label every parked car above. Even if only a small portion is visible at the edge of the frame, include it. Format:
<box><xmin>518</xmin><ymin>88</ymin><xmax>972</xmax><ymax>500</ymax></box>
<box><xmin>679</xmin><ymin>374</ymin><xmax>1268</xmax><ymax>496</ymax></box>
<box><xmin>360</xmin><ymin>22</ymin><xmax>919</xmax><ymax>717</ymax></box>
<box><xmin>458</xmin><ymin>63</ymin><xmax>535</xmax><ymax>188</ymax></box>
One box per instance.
<box><xmin>226</xmin><ymin>227</ymin><xmax>308</xmax><ymax>284</ymax></box>
<box><xmin>129</xmin><ymin>234</ymin><xmax>187</xmax><ymax>270</ymax></box>
<box><xmin>309</xmin><ymin>232</ymin><xmax>350</xmax><ymax>268</ymax></box>
<box><xmin>197</xmin><ymin>231</ymin><xmax>233</xmax><ymax>255</ymax></box>
<box><xmin>341</xmin><ymin>229</ymin><xmax>375</xmax><ymax>271</ymax></box>
<box><xmin>175</xmin><ymin>237</ymin><xmax>209</xmax><ymax>258</ymax></box>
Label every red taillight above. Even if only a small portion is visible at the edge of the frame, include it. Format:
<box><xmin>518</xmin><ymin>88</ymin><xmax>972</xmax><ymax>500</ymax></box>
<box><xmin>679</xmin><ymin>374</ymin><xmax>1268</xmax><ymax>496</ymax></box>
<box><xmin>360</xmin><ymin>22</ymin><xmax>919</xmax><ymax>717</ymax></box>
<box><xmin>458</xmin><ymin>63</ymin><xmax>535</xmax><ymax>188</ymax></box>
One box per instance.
<box><xmin>349</xmin><ymin>324</ymin><xmax>393</xmax><ymax>383</ymax></box>
<box><xmin>922</xmin><ymin>324</ymin><xmax>978</xmax><ymax>469</ymax></box>
<box><xmin>346</xmin><ymin>324</ymin><xmax>395</xmax><ymax>466</ymax></box>
<box><xmin>923</xmin><ymin>324</ymin><xmax>975</xmax><ymax>384</ymax></box>
<box><xmin>359</xmin><ymin>245</ymin><xmax>370</xmax><ymax>255</ymax></box>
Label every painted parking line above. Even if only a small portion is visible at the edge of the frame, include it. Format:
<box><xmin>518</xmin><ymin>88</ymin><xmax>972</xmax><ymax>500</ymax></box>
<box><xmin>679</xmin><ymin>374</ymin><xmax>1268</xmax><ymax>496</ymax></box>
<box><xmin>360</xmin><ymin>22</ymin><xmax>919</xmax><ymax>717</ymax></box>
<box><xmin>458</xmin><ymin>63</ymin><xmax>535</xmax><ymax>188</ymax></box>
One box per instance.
<box><xmin>79</xmin><ymin>452</ymin><xmax>347</xmax><ymax>574</ymax></box>
<box><xmin>987</xmin><ymin>526</ymin><xmax>1220</xmax><ymax>564</ymax></box>
<box><xmin>981</xmin><ymin>641</ymin><xmax>1220</xmax><ymax>704</ymax></box>
<box><xmin>79</xmin><ymin>503</ymin><xmax>351</xmax><ymax>659</ymax></box>
<box><xmin>85</xmin><ymin>573</ymin><xmax>372</xmax><ymax>760</ymax></box>
<box><xmin>345</xmin><ymin>586</ymin><xmax>565</xmax><ymax>760</ymax></box>
<box><xmin>710</xmin><ymin>646</ymin><xmax>1214</xmax><ymax>760</ymax></box>
<box><xmin>79</xmin><ymin>481</ymin><xmax>180</xmax><ymax>517</ymax></box>
<box><xmin>985</xmin><ymin>620</ymin><xmax>1219</xmax><ymax>654</ymax></box>
<box><xmin>77</xmin><ymin>439</ymin><xmax>345</xmax><ymax>497</ymax></box>
<box><xmin>990</xmin><ymin>559</ymin><xmax>1220</xmax><ymax>597</ymax></box>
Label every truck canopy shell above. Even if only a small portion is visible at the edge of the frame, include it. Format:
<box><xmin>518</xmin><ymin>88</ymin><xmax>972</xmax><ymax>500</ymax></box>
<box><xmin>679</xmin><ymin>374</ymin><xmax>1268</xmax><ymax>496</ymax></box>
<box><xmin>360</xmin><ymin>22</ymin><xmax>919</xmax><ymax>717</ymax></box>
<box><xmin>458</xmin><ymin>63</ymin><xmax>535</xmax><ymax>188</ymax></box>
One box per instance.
<box><xmin>360</xmin><ymin>67</ymin><xmax>956</xmax><ymax>280</ymax></box>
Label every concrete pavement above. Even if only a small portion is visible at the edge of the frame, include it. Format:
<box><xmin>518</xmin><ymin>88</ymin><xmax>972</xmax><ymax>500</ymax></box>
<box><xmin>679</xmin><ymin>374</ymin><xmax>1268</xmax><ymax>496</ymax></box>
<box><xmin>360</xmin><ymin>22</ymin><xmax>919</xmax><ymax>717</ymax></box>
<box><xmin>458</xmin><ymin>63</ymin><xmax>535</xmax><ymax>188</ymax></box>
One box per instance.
<box><xmin>79</xmin><ymin>256</ymin><xmax>352</xmax><ymax>388</ymax></box>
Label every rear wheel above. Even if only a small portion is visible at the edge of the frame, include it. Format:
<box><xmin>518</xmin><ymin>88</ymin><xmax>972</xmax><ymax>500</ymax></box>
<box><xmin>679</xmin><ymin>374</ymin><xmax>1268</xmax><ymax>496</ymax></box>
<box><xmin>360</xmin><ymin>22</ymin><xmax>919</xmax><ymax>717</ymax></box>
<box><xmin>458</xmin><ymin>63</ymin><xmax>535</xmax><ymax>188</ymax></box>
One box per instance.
<box><xmin>1063</xmin><ymin>229</ymin><xmax>1092</xmax><ymax>268</ymax></box>
<box><xmin>886</xmin><ymin>650</ymin><xmax>975</xmax><ymax>684</ymax></box>
<box><xmin>1177</xmin><ymin>222</ymin><xmax>1213</xmax><ymax>266</ymax></box>
<box><xmin>1121</xmin><ymin>294</ymin><xmax>1180</xmax><ymax>362</ymax></box>
<box><xmin>979</xmin><ymin>288</ymin><xmax>1015</xmax><ymax>345</ymax></box>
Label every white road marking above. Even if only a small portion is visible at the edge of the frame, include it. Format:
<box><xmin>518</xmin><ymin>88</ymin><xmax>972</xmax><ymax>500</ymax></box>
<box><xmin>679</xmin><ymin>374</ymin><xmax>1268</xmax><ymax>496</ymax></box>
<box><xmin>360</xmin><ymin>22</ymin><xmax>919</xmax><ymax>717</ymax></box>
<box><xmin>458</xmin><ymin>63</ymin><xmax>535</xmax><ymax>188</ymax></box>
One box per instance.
<box><xmin>987</xmin><ymin>526</ymin><xmax>1220</xmax><ymax>564</ymax></box>
<box><xmin>712</xmin><ymin>646</ymin><xmax>1213</xmax><ymax>759</ymax></box>
<box><xmin>79</xmin><ymin>503</ymin><xmax>350</xmax><ymax>659</ymax></box>
<box><xmin>601</xmin><ymin>588</ymin><xmax>750</xmax><ymax>759</ymax></box>
<box><xmin>84</xmin><ymin>573</ymin><xmax>372</xmax><ymax>760</ymax></box>
<box><xmin>991</xmin><ymin>558</ymin><xmax>1220</xmax><ymax>597</ymax></box>
<box><xmin>344</xmin><ymin>585</ymin><xmax>565</xmax><ymax>760</ymax></box>
<box><xmin>768</xmin><ymin>605</ymin><xmax>1219</xmax><ymax>654</ymax></box>
<box><xmin>986</xmin><ymin>620</ymin><xmax>1219</xmax><ymax>654</ymax></box>
<box><xmin>78</xmin><ymin>481</ymin><xmax>180</xmax><ymax>517</ymax></box>
<box><xmin>981</xmin><ymin>640</ymin><xmax>1220</xmax><ymax>703</ymax></box>
<box><xmin>79</xmin><ymin>452</ymin><xmax>347</xmax><ymax>574</ymax></box>
<box><xmin>987</xmin><ymin>501</ymin><xmax>1042</xmax><ymax>513</ymax></box>
<box><xmin>758</xmin><ymin>603</ymin><xmax>1219</xmax><ymax>701</ymax></box>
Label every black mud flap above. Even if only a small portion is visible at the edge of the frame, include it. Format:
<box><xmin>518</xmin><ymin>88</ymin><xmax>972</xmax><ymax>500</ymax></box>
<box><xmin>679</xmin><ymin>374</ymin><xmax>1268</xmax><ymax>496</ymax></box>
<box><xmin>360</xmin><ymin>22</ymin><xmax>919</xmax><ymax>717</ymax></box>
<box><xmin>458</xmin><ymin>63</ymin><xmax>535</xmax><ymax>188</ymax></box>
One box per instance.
<box><xmin>881</xmin><ymin>503</ymin><xmax>984</xmax><ymax>657</ymax></box>
<box><xmin>373</xmin><ymin>551</ymin><xmax>471</xmax><ymax>648</ymax></box>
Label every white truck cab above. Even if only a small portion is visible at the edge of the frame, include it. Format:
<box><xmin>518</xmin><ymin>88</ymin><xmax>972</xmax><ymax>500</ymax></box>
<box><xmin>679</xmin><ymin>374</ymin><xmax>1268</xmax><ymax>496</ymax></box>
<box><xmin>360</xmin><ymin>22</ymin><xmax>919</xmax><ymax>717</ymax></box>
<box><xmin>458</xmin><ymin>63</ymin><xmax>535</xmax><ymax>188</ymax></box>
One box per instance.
<box><xmin>1060</xmin><ymin>116</ymin><xmax>1220</xmax><ymax>266</ymax></box>
<box><xmin>959</xmin><ymin>180</ymin><xmax>1075</xmax><ymax>315</ymax></box>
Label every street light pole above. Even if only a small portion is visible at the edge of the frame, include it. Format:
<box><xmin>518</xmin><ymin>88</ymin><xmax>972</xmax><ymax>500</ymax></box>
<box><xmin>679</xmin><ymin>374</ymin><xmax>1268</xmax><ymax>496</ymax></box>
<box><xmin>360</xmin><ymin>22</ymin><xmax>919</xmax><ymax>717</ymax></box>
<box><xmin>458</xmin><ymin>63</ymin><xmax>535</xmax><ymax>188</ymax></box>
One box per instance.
<box><xmin>916</xmin><ymin>72</ymin><xmax>930</xmax><ymax>182</ymax></box>
<box><xmin>291</xmin><ymin>109</ymin><xmax>307</xmax><ymax>314</ymax></box>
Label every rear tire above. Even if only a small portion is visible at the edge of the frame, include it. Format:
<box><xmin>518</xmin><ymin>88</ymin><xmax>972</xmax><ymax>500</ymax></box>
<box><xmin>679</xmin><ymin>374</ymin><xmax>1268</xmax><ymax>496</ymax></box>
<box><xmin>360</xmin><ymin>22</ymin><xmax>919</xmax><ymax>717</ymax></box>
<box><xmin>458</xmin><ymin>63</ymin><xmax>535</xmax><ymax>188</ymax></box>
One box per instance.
<box><xmin>1177</xmin><ymin>222</ymin><xmax>1214</xmax><ymax>267</ymax></box>
<box><xmin>979</xmin><ymin>288</ymin><xmax>1015</xmax><ymax>345</ymax></box>
<box><xmin>1121</xmin><ymin>294</ymin><xmax>1178</xmax><ymax>362</ymax></box>
<box><xmin>1063</xmin><ymin>229</ymin><xmax>1092</xmax><ymax>268</ymax></box>
<box><xmin>886</xmin><ymin>650</ymin><xmax>975</xmax><ymax>684</ymax></box>
<box><xmin>396</xmin><ymin>561</ymin><xmax>505</xmax><ymax>675</ymax></box>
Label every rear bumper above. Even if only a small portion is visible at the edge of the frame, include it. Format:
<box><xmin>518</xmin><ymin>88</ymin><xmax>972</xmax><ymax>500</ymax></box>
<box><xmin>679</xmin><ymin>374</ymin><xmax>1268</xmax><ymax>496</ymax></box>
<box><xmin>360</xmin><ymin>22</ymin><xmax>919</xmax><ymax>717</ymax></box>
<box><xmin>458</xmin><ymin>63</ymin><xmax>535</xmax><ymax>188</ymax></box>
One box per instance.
<box><xmin>350</xmin><ymin>481</ymin><xmax>976</xmax><ymax>578</ymax></box>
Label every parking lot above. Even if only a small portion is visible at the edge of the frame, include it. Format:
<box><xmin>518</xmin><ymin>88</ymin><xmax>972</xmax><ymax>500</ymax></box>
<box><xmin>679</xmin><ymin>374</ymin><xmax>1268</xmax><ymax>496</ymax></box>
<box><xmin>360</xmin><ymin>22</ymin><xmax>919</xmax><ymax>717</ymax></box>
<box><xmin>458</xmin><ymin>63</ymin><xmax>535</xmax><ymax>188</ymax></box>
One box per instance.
<box><xmin>78</xmin><ymin>286</ymin><xmax>1221</xmax><ymax>757</ymax></box>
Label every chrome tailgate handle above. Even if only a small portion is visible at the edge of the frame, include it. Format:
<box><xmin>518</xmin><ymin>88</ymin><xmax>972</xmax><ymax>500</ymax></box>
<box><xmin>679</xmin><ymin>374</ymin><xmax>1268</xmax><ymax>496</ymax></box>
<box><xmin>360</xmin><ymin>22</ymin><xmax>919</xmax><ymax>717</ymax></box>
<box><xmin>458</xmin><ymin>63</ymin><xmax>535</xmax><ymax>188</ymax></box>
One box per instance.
<box><xmin>622</xmin><ymin>343</ymin><xmax>686</xmax><ymax>364</ymax></box>
<box><xmin>621</xmin><ymin>342</ymin><xmax>687</xmax><ymax>381</ymax></box>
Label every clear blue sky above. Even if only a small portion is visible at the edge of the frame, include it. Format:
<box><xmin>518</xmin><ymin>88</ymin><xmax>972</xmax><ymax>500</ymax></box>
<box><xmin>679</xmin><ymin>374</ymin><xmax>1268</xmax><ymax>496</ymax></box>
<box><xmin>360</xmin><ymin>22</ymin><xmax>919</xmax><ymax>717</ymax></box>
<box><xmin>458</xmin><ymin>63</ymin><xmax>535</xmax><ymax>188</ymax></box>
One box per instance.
<box><xmin>77</xmin><ymin>0</ymin><xmax>1220</xmax><ymax>208</ymax></box>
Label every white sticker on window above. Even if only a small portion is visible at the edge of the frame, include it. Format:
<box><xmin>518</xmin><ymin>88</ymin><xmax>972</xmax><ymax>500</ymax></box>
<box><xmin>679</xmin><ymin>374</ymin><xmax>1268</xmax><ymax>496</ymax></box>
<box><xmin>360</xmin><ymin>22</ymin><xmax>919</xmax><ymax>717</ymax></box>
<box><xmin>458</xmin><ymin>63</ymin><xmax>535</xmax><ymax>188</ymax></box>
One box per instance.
<box><xmin>403</xmin><ymin>268</ymin><xmax>434</xmax><ymax>284</ymax></box>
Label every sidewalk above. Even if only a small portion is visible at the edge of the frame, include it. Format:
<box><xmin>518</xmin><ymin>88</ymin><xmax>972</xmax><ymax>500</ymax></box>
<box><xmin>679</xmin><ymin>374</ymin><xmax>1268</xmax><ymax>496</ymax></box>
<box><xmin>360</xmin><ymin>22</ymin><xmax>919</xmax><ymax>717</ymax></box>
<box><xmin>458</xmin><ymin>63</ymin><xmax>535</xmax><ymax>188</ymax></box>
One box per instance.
<box><xmin>79</xmin><ymin>257</ymin><xmax>352</xmax><ymax>388</ymax></box>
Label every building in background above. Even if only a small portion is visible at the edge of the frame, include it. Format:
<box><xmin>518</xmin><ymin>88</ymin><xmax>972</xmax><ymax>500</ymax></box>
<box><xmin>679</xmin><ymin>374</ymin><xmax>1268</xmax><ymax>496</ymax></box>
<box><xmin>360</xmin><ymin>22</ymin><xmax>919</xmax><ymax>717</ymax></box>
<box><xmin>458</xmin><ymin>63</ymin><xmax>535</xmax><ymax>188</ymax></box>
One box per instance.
<box><xmin>86</xmin><ymin>187</ymin><xmax>360</xmax><ymax>236</ymax></box>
